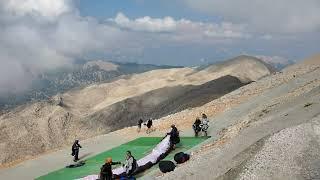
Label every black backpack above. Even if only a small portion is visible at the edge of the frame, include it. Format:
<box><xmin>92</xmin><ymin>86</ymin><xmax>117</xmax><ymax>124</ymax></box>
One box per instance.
<box><xmin>159</xmin><ymin>161</ymin><xmax>176</xmax><ymax>173</ymax></box>
<box><xmin>174</xmin><ymin>152</ymin><xmax>190</xmax><ymax>164</ymax></box>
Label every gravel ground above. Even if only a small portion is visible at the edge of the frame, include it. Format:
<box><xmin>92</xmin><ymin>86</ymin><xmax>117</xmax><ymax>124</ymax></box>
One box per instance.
<box><xmin>238</xmin><ymin>121</ymin><xmax>318</xmax><ymax>180</ymax></box>
<box><xmin>146</xmin><ymin>63</ymin><xmax>320</xmax><ymax>180</ymax></box>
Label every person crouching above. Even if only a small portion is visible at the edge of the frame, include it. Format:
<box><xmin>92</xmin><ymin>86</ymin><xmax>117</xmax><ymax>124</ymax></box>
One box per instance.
<box><xmin>123</xmin><ymin>151</ymin><xmax>138</xmax><ymax>177</ymax></box>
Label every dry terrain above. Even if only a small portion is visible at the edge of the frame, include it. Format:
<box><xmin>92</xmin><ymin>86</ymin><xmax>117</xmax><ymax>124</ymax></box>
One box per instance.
<box><xmin>142</xmin><ymin>55</ymin><xmax>320</xmax><ymax>180</ymax></box>
<box><xmin>0</xmin><ymin>55</ymin><xmax>272</xmax><ymax>166</ymax></box>
<box><xmin>0</xmin><ymin>55</ymin><xmax>319</xmax><ymax>180</ymax></box>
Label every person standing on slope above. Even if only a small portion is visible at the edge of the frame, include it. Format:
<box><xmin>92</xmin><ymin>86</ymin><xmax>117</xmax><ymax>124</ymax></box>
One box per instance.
<box><xmin>71</xmin><ymin>140</ymin><xmax>82</xmax><ymax>162</ymax></box>
<box><xmin>99</xmin><ymin>157</ymin><xmax>121</xmax><ymax>180</ymax></box>
<box><xmin>137</xmin><ymin>119</ymin><xmax>143</xmax><ymax>133</ymax></box>
<box><xmin>200</xmin><ymin>113</ymin><xmax>209</xmax><ymax>136</ymax></box>
<box><xmin>167</xmin><ymin>124</ymin><xmax>180</xmax><ymax>150</ymax></box>
<box><xmin>145</xmin><ymin>118</ymin><xmax>153</xmax><ymax>134</ymax></box>
<box><xmin>192</xmin><ymin>118</ymin><xmax>202</xmax><ymax>137</ymax></box>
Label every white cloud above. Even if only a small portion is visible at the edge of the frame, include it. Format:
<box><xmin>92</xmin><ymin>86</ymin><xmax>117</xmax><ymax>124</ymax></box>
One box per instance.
<box><xmin>111</xmin><ymin>12</ymin><xmax>249</xmax><ymax>40</ymax></box>
<box><xmin>183</xmin><ymin>0</ymin><xmax>320</xmax><ymax>33</ymax></box>
<box><xmin>112</xmin><ymin>12</ymin><xmax>177</xmax><ymax>32</ymax></box>
<box><xmin>203</xmin><ymin>23</ymin><xmax>250</xmax><ymax>38</ymax></box>
<box><xmin>0</xmin><ymin>0</ymin><xmax>73</xmax><ymax>18</ymax></box>
<box><xmin>0</xmin><ymin>0</ymin><xmax>310</xmax><ymax>96</ymax></box>
<box><xmin>0</xmin><ymin>0</ymin><xmax>126</xmax><ymax>94</ymax></box>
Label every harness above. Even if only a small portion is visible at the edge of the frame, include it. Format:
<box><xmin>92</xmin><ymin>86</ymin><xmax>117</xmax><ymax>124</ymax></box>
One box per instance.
<box><xmin>200</xmin><ymin>119</ymin><xmax>209</xmax><ymax>131</ymax></box>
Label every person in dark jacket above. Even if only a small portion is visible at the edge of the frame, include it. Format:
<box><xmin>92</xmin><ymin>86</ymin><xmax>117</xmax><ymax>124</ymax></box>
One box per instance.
<box><xmin>99</xmin><ymin>157</ymin><xmax>121</xmax><ymax>180</ymax></box>
<box><xmin>145</xmin><ymin>119</ymin><xmax>153</xmax><ymax>134</ymax></box>
<box><xmin>71</xmin><ymin>140</ymin><xmax>82</xmax><ymax>162</ymax></box>
<box><xmin>167</xmin><ymin>125</ymin><xmax>180</xmax><ymax>149</ymax></box>
<box><xmin>137</xmin><ymin>119</ymin><xmax>143</xmax><ymax>133</ymax></box>
<box><xmin>192</xmin><ymin>118</ymin><xmax>202</xmax><ymax>137</ymax></box>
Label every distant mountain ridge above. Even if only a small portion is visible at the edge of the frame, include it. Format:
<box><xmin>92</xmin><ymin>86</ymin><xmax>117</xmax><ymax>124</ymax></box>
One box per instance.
<box><xmin>0</xmin><ymin>61</ymin><xmax>180</xmax><ymax>110</ymax></box>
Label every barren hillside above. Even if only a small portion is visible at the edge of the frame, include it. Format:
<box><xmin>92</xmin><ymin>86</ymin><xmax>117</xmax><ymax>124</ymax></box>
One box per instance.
<box><xmin>80</xmin><ymin>75</ymin><xmax>248</xmax><ymax>134</ymax></box>
<box><xmin>144</xmin><ymin>55</ymin><xmax>320</xmax><ymax>180</ymax></box>
<box><xmin>0</xmin><ymin>55</ymin><xmax>272</xmax><ymax>166</ymax></box>
<box><xmin>0</xmin><ymin>55</ymin><xmax>318</xmax><ymax>180</ymax></box>
<box><xmin>0</xmin><ymin>61</ymin><xmax>177</xmax><ymax>110</ymax></box>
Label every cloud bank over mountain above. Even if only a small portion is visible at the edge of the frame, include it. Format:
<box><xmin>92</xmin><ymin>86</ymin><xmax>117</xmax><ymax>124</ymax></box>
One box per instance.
<box><xmin>0</xmin><ymin>0</ymin><xmax>121</xmax><ymax>94</ymax></box>
<box><xmin>0</xmin><ymin>0</ymin><xmax>318</xmax><ymax>95</ymax></box>
<box><xmin>0</xmin><ymin>0</ymin><xmax>249</xmax><ymax>95</ymax></box>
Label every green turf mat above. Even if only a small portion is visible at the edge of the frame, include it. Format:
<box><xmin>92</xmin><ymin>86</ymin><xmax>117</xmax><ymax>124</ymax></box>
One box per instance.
<box><xmin>37</xmin><ymin>137</ymin><xmax>208</xmax><ymax>180</ymax></box>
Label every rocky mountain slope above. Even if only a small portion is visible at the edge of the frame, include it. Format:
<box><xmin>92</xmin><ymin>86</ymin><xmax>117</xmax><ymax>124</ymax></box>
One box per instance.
<box><xmin>0</xmin><ymin>60</ymin><xmax>178</xmax><ymax>110</ymax></box>
<box><xmin>0</xmin><ymin>55</ymin><xmax>318</xmax><ymax>180</ymax></box>
<box><xmin>143</xmin><ymin>55</ymin><xmax>320</xmax><ymax>180</ymax></box>
<box><xmin>83</xmin><ymin>75</ymin><xmax>248</xmax><ymax>133</ymax></box>
<box><xmin>0</xmin><ymin>55</ymin><xmax>273</xmax><ymax>166</ymax></box>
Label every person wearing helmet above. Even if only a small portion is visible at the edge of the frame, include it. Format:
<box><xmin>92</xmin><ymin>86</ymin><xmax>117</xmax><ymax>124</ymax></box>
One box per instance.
<box><xmin>71</xmin><ymin>140</ymin><xmax>82</xmax><ymax>162</ymax></box>
<box><xmin>99</xmin><ymin>157</ymin><xmax>121</xmax><ymax>180</ymax></box>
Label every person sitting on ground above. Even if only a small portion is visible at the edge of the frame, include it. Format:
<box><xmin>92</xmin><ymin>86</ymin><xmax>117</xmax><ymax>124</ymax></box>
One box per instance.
<box><xmin>192</xmin><ymin>118</ymin><xmax>202</xmax><ymax>137</ymax></box>
<box><xmin>167</xmin><ymin>125</ymin><xmax>180</xmax><ymax>149</ymax></box>
<box><xmin>145</xmin><ymin>118</ymin><xmax>153</xmax><ymax>134</ymax></box>
<box><xmin>200</xmin><ymin>113</ymin><xmax>209</xmax><ymax>136</ymax></box>
<box><xmin>99</xmin><ymin>157</ymin><xmax>121</xmax><ymax>180</ymax></box>
<box><xmin>123</xmin><ymin>151</ymin><xmax>138</xmax><ymax>177</ymax></box>
<box><xmin>71</xmin><ymin>140</ymin><xmax>82</xmax><ymax>162</ymax></box>
<box><xmin>137</xmin><ymin>119</ymin><xmax>143</xmax><ymax>133</ymax></box>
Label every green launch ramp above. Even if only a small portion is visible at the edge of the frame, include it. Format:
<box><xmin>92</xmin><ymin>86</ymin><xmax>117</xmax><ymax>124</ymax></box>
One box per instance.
<box><xmin>37</xmin><ymin>137</ymin><xmax>208</xmax><ymax>180</ymax></box>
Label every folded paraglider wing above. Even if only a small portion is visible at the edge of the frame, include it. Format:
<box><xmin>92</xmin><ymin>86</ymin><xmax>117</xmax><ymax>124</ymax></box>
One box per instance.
<box><xmin>80</xmin><ymin>135</ymin><xmax>173</xmax><ymax>180</ymax></box>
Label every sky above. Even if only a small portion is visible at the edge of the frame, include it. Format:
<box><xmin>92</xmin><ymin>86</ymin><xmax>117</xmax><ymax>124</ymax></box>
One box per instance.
<box><xmin>0</xmin><ymin>0</ymin><xmax>320</xmax><ymax>94</ymax></box>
